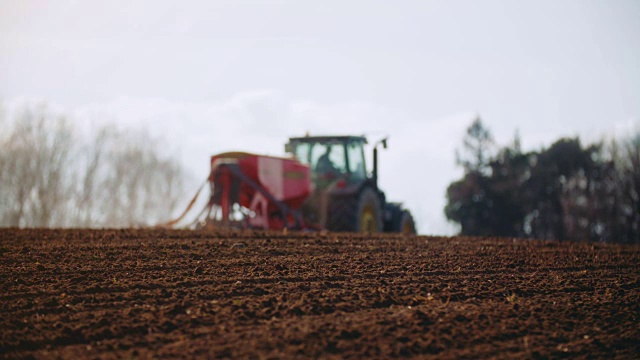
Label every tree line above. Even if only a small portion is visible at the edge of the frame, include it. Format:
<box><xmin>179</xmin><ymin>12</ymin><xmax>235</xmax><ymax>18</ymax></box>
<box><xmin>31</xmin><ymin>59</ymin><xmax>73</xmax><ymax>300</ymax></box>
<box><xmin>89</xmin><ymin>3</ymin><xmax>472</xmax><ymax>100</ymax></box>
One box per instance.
<box><xmin>446</xmin><ymin>118</ymin><xmax>640</xmax><ymax>244</ymax></box>
<box><xmin>0</xmin><ymin>103</ymin><xmax>186</xmax><ymax>228</ymax></box>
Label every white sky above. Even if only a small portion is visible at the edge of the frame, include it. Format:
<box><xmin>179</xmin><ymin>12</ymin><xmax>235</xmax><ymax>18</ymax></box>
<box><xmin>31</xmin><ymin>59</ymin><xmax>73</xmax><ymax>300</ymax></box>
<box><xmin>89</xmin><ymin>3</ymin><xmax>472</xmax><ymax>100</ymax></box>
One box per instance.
<box><xmin>1</xmin><ymin>0</ymin><xmax>639</xmax><ymax>234</ymax></box>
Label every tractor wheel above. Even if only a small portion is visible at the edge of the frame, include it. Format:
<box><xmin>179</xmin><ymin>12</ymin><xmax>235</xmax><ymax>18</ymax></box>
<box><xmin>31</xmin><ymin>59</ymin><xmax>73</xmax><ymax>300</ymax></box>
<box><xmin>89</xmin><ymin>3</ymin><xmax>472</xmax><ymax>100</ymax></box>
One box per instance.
<box><xmin>398</xmin><ymin>210</ymin><xmax>417</xmax><ymax>235</ymax></box>
<box><xmin>357</xmin><ymin>188</ymin><xmax>383</xmax><ymax>233</ymax></box>
<box><xmin>326</xmin><ymin>187</ymin><xmax>382</xmax><ymax>233</ymax></box>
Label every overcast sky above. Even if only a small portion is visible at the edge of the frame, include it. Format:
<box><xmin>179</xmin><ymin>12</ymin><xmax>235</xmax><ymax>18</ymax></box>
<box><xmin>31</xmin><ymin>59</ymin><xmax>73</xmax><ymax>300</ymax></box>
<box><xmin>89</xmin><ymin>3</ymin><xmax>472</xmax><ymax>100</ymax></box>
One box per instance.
<box><xmin>1</xmin><ymin>0</ymin><xmax>639</xmax><ymax>234</ymax></box>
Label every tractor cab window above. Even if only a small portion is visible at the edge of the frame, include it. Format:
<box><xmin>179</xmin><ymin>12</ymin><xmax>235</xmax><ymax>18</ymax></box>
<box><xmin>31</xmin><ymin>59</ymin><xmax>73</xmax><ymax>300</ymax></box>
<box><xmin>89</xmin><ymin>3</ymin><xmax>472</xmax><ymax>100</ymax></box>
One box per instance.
<box><xmin>347</xmin><ymin>140</ymin><xmax>366</xmax><ymax>180</ymax></box>
<box><xmin>310</xmin><ymin>142</ymin><xmax>347</xmax><ymax>176</ymax></box>
<box><xmin>293</xmin><ymin>142</ymin><xmax>311</xmax><ymax>165</ymax></box>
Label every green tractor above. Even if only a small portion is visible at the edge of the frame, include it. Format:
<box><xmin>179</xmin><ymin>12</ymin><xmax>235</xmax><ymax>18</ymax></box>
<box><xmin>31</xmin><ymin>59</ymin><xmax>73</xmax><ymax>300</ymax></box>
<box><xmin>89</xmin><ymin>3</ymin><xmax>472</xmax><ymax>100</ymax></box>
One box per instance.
<box><xmin>286</xmin><ymin>135</ymin><xmax>416</xmax><ymax>234</ymax></box>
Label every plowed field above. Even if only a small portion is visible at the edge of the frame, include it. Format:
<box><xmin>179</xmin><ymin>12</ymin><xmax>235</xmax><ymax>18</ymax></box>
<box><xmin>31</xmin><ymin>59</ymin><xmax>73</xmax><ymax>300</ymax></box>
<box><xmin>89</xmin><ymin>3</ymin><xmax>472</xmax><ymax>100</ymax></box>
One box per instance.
<box><xmin>1</xmin><ymin>229</ymin><xmax>639</xmax><ymax>359</ymax></box>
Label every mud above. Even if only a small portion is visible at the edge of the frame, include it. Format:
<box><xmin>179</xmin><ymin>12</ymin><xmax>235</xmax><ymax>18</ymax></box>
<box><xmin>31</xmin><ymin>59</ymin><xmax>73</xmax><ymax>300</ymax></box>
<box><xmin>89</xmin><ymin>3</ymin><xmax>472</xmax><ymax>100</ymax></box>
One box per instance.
<box><xmin>1</xmin><ymin>229</ymin><xmax>639</xmax><ymax>359</ymax></box>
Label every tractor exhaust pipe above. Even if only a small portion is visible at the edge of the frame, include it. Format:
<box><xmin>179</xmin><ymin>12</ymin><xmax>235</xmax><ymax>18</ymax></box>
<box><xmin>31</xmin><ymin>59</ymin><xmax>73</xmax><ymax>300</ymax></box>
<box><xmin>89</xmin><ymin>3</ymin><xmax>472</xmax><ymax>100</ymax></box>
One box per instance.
<box><xmin>373</xmin><ymin>137</ymin><xmax>388</xmax><ymax>190</ymax></box>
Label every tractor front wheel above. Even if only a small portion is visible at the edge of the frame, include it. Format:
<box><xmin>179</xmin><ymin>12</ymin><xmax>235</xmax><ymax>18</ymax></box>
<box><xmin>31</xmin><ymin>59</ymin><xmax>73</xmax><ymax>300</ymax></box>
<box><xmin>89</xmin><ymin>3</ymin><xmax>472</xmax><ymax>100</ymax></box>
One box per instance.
<box><xmin>398</xmin><ymin>210</ymin><xmax>416</xmax><ymax>235</ymax></box>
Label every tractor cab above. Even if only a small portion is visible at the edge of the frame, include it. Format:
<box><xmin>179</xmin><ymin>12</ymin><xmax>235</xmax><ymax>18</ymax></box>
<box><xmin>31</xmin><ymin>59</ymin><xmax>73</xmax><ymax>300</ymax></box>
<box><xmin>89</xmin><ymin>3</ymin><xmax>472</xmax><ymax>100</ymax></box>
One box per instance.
<box><xmin>286</xmin><ymin>136</ymin><xmax>368</xmax><ymax>188</ymax></box>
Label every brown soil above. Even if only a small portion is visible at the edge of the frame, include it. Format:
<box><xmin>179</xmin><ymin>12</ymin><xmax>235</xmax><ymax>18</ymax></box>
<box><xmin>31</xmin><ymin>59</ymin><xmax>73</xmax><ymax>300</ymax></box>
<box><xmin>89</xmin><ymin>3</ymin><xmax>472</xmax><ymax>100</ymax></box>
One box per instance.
<box><xmin>1</xmin><ymin>229</ymin><xmax>638</xmax><ymax>359</ymax></box>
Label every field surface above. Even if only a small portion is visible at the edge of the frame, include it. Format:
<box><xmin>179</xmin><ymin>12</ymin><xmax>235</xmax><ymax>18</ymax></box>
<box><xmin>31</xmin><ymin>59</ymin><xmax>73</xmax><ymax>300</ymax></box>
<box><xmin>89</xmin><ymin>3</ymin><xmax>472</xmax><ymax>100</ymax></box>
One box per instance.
<box><xmin>1</xmin><ymin>229</ymin><xmax>639</xmax><ymax>359</ymax></box>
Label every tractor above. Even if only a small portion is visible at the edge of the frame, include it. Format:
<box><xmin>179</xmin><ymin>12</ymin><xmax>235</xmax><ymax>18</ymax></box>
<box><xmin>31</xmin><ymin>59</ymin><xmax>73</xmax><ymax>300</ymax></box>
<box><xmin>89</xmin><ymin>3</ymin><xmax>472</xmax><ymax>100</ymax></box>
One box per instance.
<box><xmin>286</xmin><ymin>135</ymin><xmax>415</xmax><ymax>234</ymax></box>
<box><xmin>162</xmin><ymin>135</ymin><xmax>416</xmax><ymax>234</ymax></box>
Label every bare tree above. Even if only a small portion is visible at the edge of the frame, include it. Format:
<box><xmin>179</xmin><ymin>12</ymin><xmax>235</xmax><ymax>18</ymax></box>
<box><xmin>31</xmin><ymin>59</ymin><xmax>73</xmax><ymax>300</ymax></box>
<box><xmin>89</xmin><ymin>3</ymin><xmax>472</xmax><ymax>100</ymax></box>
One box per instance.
<box><xmin>0</xmin><ymin>105</ymin><xmax>75</xmax><ymax>227</ymax></box>
<box><xmin>71</xmin><ymin>125</ymin><xmax>115</xmax><ymax>226</ymax></box>
<box><xmin>0</xmin><ymin>102</ymin><xmax>188</xmax><ymax>228</ymax></box>
<box><xmin>71</xmin><ymin>126</ymin><xmax>187</xmax><ymax>228</ymax></box>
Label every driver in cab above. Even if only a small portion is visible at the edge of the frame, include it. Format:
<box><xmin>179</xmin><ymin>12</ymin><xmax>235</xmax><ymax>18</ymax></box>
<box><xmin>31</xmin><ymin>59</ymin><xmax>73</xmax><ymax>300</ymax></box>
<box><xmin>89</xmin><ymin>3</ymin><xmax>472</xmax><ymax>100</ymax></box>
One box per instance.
<box><xmin>315</xmin><ymin>145</ymin><xmax>340</xmax><ymax>177</ymax></box>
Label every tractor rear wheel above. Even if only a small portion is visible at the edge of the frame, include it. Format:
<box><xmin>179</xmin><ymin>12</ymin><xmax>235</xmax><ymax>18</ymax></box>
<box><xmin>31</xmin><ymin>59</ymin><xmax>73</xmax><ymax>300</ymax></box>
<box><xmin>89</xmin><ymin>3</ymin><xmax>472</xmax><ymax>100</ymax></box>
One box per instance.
<box><xmin>326</xmin><ymin>187</ymin><xmax>382</xmax><ymax>233</ymax></box>
<box><xmin>357</xmin><ymin>188</ymin><xmax>382</xmax><ymax>233</ymax></box>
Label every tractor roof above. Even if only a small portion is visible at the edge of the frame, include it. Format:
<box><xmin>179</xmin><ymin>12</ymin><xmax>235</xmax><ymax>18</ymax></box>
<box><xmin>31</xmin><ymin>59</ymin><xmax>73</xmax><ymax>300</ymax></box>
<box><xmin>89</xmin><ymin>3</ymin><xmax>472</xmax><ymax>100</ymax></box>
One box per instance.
<box><xmin>288</xmin><ymin>135</ymin><xmax>367</xmax><ymax>144</ymax></box>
